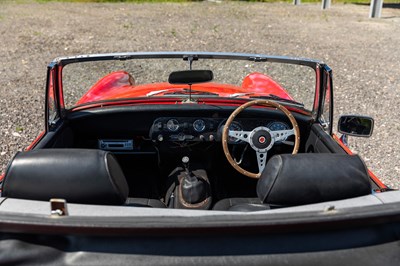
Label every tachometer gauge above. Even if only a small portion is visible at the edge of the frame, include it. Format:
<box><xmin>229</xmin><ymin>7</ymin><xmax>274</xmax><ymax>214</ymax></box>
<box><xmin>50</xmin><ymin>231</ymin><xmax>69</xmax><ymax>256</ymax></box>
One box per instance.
<box><xmin>267</xmin><ymin>121</ymin><xmax>289</xmax><ymax>143</ymax></box>
<box><xmin>193</xmin><ymin>119</ymin><xmax>206</xmax><ymax>132</ymax></box>
<box><xmin>166</xmin><ymin>119</ymin><xmax>180</xmax><ymax>132</ymax></box>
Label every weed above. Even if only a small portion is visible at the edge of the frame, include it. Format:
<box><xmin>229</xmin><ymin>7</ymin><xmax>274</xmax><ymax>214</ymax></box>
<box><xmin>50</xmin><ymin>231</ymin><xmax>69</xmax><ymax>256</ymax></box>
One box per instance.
<box><xmin>213</xmin><ymin>25</ymin><xmax>219</xmax><ymax>33</ymax></box>
<box><xmin>171</xmin><ymin>28</ymin><xmax>176</xmax><ymax>37</ymax></box>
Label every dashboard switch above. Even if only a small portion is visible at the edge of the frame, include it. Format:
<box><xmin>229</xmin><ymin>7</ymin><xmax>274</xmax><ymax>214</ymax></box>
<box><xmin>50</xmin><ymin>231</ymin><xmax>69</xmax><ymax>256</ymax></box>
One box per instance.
<box><xmin>209</xmin><ymin>134</ymin><xmax>215</xmax><ymax>141</ymax></box>
<box><xmin>157</xmin><ymin>134</ymin><xmax>164</xmax><ymax>142</ymax></box>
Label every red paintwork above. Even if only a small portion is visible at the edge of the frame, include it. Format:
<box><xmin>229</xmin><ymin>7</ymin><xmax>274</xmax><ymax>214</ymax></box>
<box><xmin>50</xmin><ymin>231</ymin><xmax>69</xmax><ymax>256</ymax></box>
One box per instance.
<box><xmin>25</xmin><ymin>131</ymin><xmax>45</xmax><ymax>151</ymax></box>
<box><xmin>76</xmin><ymin>71</ymin><xmax>293</xmax><ymax>105</ymax></box>
<box><xmin>72</xmin><ymin>97</ymin><xmax>311</xmax><ymax>116</ymax></box>
<box><xmin>242</xmin><ymin>72</ymin><xmax>294</xmax><ymax>100</ymax></box>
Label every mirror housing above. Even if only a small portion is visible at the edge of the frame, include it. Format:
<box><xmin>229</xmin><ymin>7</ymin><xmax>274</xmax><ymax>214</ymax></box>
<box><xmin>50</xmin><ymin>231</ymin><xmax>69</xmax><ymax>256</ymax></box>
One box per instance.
<box><xmin>338</xmin><ymin>115</ymin><xmax>374</xmax><ymax>137</ymax></box>
<box><xmin>168</xmin><ymin>70</ymin><xmax>213</xmax><ymax>85</ymax></box>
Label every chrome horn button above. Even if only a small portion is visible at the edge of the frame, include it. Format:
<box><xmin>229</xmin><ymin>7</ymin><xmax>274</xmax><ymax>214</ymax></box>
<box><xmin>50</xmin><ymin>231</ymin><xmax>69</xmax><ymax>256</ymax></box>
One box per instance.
<box><xmin>249</xmin><ymin>127</ymin><xmax>274</xmax><ymax>152</ymax></box>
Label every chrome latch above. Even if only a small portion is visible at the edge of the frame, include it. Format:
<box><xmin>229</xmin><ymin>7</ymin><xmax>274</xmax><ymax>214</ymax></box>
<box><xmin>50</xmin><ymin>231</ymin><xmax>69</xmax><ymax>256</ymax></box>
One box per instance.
<box><xmin>50</xmin><ymin>198</ymin><xmax>68</xmax><ymax>217</ymax></box>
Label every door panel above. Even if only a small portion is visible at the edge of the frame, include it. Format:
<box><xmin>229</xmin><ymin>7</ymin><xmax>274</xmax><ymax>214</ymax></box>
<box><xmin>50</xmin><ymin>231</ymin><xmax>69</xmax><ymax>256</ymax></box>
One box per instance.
<box><xmin>305</xmin><ymin>124</ymin><xmax>346</xmax><ymax>154</ymax></box>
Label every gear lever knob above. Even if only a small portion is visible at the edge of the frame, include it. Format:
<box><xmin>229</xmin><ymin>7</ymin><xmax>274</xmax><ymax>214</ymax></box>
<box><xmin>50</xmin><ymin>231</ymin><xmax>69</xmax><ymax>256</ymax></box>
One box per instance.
<box><xmin>182</xmin><ymin>156</ymin><xmax>189</xmax><ymax>164</ymax></box>
<box><xmin>182</xmin><ymin>156</ymin><xmax>190</xmax><ymax>172</ymax></box>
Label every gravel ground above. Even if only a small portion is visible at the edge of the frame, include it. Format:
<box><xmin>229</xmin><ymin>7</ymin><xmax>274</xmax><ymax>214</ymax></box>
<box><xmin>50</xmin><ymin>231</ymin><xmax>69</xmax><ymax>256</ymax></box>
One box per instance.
<box><xmin>0</xmin><ymin>1</ymin><xmax>399</xmax><ymax>188</ymax></box>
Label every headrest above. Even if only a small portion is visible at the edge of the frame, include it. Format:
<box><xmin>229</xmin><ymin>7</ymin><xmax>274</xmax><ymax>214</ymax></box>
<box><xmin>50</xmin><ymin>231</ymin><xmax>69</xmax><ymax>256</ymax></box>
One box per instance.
<box><xmin>2</xmin><ymin>149</ymin><xmax>129</xmax><ymax>205</ymax></box>
<box><xmin>257</xmin><ymin>154</ymin><xmax>371</xmax><ymax>206</ymax></box>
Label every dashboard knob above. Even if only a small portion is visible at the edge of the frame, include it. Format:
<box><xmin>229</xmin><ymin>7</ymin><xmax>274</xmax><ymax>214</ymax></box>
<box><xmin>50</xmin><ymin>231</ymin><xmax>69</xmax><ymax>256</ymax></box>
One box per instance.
<box><xmin>157</xmin><ymin>134</ymin><xmax>164</xmax><ymax>142</ymax></box>
<box><xmin>209</xmin><ymin>135</ymin><xmax>215</xmax><ymax>141</ymax></box>
<box><xmin>199</xmin><ymin>135</ymin><xmax>205</xmax><ymax>141</ymax></box>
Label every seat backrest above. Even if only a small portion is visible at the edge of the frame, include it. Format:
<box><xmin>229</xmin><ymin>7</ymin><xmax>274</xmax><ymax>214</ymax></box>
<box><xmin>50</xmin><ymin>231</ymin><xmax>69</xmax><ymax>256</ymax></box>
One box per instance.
<box><xmin>257</xmin><ymin>154</ymin><xmax>371</xmax><ymax>206</ymax></box>
<box><xmin>2</xmin><ymin>149</ymin><xmax>129</xmax><ymax>205</ymax></box>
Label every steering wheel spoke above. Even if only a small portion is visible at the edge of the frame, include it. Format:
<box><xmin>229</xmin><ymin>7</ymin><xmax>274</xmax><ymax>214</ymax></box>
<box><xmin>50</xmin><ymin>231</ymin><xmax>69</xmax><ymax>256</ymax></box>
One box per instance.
<box><xmin>256</xmin><ymin>151</ymin><xmax>267</xmax><ymax>174</ymax></box>
<box><xmin>271</xmin><ymin>129</ymin><xmax>294</xmax><ymax>143</ymax></box>
<box><xmin>228</xmin><ymin>130</ymin><xmax>252</xmax><ymax>143</ymax></box>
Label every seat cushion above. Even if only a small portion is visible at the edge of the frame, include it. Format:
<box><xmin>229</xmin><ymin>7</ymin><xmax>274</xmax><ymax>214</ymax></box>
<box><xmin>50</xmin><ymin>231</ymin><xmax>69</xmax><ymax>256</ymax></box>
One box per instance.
<box><xmin>2</xmin><ymin>149</ymin><xmax>129</xmax><ymax>205</ymax></box>
<box><xmin>212</xmin><ymin>197</ymin><xmax>269</xmax><ymax>211</ymax></box>
<box><xmin>257</xmin><ymin>154</ymin><xmax>372</xmax><ymax>206</ymax></box>
<box><xmin>125</xmin><ymin>198</ymin><xmax>166</xmax><ymax>208</ymax></box>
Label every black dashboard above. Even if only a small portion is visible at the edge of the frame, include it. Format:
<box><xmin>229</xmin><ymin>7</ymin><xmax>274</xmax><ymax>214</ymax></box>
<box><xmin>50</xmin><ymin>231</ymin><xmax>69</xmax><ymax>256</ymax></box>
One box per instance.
<box><xmin>149</xmin><ymin>117</ymin><xmax>291</xmax><ymax>144</ymax></box>
<box><xmin>67</xmin><ymin>105</ymin><xmax>312</xmax><ymax>154</ymax></box>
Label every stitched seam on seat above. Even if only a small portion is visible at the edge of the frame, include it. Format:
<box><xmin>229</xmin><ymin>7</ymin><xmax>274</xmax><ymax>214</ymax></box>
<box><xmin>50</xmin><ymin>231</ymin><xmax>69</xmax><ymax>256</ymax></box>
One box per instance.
<box><xmin>263</xmin><ymin>155</ymin><xmax>283</xmax><ymax>202</ymax></box>
<box><xmin>104</xmin><ymin>152</ymin><xmax>124</xmax><ymax>203</ymax></box>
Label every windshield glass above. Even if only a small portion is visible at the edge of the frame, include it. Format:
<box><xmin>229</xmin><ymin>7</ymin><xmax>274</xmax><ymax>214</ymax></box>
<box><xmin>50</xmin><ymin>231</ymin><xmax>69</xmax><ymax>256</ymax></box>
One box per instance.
<box><xmin>62</xmin><ymin>56</ymin><xmax>316</xmax><ymax>110</ymax></box>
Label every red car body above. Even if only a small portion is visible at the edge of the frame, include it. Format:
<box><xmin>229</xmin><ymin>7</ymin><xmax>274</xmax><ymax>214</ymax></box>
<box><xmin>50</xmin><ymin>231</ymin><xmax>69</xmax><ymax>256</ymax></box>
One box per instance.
<box><xmin>76</xmin><ymin>71</ymin><xmax>294</xmax><ymax>105</ymax></box>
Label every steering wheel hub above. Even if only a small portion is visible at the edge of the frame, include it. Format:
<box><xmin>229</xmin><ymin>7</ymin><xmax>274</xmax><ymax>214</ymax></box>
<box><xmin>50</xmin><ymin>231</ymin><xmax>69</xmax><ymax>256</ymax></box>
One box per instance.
<box><xmin>249</xmin><ymin>127</ymin><xmax>274</xmax><ymax>152</ymax></box>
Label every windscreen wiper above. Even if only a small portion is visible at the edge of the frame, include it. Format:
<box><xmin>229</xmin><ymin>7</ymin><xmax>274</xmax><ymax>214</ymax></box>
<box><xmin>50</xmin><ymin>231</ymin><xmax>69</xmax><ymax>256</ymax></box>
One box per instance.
<box><xmin>228</xmin><ymin>92</ymin><xmax>304</xmax><ymax>107</ymax></box>
<box><xmin>147</xmin><ymin>88</ymin><xmax>218</xmax><ymax>97</ymax></box>
<box><xmin>228</xmin><ymin>92</ymin><xmax>254</xmax><ymax>98</ymax></box>
<box><xmin>252</xmin><ymin>95</ymin><xmax>304</xmax><ymax>107</ymax></box>
<box><xmin>165</xmin><ymin>88</ymin><xmax>219</xmax><ymax>96</ymax></box>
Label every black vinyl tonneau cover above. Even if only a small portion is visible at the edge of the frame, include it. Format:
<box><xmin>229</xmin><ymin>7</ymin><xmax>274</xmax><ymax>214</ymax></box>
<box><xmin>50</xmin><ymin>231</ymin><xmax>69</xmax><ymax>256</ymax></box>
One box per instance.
<box><xmin>0</xmin><ymin>200</ymin><xmax>400</xmax><ymax>265</ymax></box>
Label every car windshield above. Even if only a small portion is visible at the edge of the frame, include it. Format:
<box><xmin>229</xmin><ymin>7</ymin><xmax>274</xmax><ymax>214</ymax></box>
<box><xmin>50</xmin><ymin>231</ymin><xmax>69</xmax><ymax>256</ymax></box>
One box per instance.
<box><xmin>61</xmin><ymin>53</ymin><xmax>317</xmax><ymax>111</ymax></box>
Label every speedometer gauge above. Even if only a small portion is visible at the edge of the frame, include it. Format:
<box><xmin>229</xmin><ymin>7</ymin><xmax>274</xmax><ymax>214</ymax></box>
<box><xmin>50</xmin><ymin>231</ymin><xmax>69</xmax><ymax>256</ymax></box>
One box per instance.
<box><xmin>166</xmin><ymin>119</ymin><xmax>180</xmax><ymax>132</ymax></box>
<box><xmin>268</xmin><ymin>121</ymin><xmax>289</xmax><ymax>143</ymax></box>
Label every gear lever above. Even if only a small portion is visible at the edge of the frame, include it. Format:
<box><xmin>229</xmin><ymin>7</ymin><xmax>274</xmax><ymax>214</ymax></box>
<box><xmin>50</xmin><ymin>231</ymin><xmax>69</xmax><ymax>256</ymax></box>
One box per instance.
<box><xmin>180</xmin><ymin>156</ymin><xmax>207</xmax><ymax>204</ymax></box>
<box><xmin>182</xmin><ymin>156</ymin><xmax>190</xmax><ymax>176</ymax></box>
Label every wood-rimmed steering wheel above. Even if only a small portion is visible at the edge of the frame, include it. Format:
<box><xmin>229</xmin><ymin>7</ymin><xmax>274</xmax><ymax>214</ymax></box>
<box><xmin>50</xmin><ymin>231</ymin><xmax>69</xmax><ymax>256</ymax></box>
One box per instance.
<box><xmin>222</xmin><ymin>100</ymin><xmax>300</xmax><ymax>179</ymax></box>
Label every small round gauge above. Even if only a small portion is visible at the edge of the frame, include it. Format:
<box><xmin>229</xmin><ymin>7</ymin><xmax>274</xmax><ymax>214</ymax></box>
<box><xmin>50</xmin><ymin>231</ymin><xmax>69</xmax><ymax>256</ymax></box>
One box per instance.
<box><xmin>193</xmin><ymin>119</ymin><xmax>206</xmax><ymax>132</ymax></box>
<box><xmin>268</xmin><ymin>121</ymin><xmax>289</xmax><ymax>143</ymax></box>
<box><xmin>220</xmin><ymin>121</ymin><xmax>243</xmax><ymax>143</ymax></box>
<box><xmin>166</xmin><ymin>119</ymin><xmax>180</xmax><ymax>132</ymax></box>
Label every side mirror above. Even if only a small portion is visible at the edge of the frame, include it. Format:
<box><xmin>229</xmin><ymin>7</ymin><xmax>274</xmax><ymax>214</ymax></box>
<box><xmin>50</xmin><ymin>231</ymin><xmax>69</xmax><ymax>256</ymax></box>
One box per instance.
<box><xmin>338</xmin><ymin>115</ymin><xmax>374</xmax><ymax>137</ymax></box>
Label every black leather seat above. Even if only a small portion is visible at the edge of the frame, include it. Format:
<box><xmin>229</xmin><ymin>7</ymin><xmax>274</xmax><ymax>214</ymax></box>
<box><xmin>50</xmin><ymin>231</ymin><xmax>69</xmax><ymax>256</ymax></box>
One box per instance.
<box><xmin>212</xmin><ymin>198</ymin><xmax>269</xmax><ymax>211</ymax></box>
<box><xmin>2</xmin><ymin>149</ymin><xmax>165</xmax><ymax>208</ymax></box>
<box><xmin>125</xmin><ymin>198</ymin><xmax>166</xmax><ymax>208</ymax></box>
<box><xmin>213</xmin><ymin>153</ymin><xmax>372</xmax><ymax>211</ymax></box>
